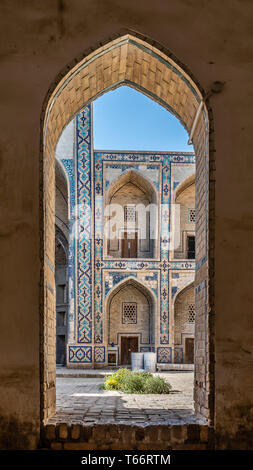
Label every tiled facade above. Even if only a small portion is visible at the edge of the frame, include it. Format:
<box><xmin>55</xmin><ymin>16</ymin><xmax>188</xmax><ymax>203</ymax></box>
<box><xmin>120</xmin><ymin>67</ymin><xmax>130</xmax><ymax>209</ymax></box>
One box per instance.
<box><xmin>58</xmin><ymin>104</ymin><xmax>196</xmax><ymax>368</ymax></box>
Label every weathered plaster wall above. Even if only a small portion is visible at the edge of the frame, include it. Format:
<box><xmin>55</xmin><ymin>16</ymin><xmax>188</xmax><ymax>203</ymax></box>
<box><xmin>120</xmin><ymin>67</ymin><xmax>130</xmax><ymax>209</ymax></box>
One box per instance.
<box><xmin>0</xmin><ymin>0</ymin><xmax>253</xmax><ymax>449</ymax></box>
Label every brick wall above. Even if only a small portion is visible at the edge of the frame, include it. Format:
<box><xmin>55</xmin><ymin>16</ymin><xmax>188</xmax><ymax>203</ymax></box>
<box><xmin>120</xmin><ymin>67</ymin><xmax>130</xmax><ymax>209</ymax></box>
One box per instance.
<box><xmin>42</xmin><ymin>422</ymin><xmax>210</xmax><ymax>450</ymax></box>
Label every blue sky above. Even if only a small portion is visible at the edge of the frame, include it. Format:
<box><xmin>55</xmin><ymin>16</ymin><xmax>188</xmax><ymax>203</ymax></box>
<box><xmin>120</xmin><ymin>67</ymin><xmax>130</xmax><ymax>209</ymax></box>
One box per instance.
<box><xmin>93</xmin><ymin>86</ymin><xmax>193</xmax><ymax>152</ymax></box>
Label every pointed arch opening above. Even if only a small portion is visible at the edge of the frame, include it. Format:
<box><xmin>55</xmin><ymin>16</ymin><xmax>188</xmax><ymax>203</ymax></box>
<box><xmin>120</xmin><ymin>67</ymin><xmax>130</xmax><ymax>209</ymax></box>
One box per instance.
<box><xmin>41</xmin><ymin>32</ymin><xmax>213</xmax><ymax>428</ymax></box>
<box><xmin>171</xmin><ymin>173</ymin><xmax>196</xmax><ymax>261</ymax></box>
<box><xmin>104</xmin><ymin>169</ymin><xmax>159</xmax><ymax>259</ymax></box>
<box><xmin>173</xmin><ymin>282</ymin><xmax>195</xmax><ymax>365</ymax></box>
<box><xmin>105</xmin><ymin>277</ymin><xmax>156</xmax><ymax>366</ymax></box>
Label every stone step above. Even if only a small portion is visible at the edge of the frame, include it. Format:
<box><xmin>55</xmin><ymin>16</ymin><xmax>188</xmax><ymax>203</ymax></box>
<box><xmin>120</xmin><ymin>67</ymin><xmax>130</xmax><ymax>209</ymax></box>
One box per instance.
<box><xmin>41</xmin><ymin>422</ymin><xmax>209</xmax><ymax>450</ymax></box>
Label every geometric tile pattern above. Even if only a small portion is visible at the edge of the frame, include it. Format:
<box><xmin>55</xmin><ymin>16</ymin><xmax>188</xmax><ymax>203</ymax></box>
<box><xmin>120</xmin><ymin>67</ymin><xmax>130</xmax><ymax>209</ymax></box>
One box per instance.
<box><xmin>174</xmin><ymin>347</ymin><xmax>184</xmax><ymax>364</ymax></box>
<box><xmin>69</xmin><ymin>346</ymin><xmax>92</xmax><ymax>363</ymax></box>
<box><xmin>61</xmin><ymin>159</ymin><xmax>76</xmax><ymax>338</ymax></box>
<box><xmin>157</xmin><ymin>347</ymin><xmax>172</xmax><ymax>363</ymax></box>
<box><xmin>94</xmin><ymin>346</ymin><xmax>105</xmax><ymax>363</ymax></box>
<box><xmin>76</xmin><ymin>107</ymin><xmax>92</xmax><ymax>343</ymax></box>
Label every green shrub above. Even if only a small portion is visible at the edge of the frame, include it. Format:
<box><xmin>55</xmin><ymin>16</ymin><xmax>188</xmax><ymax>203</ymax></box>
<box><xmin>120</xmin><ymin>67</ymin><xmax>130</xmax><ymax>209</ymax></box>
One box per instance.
<box><xmin>112</xmin><ymin>368</ymin><xmax>131</xmax><ymax>386</ymax></box>
<box><xmin>132</xmin><ymin>369</ymin><xmax>152</xmax><ymax>379</ymax></box>
<box><xmin>143</xmin><ymin>376</ymin><xmax>172</xmax><ymax>394</ymax></box>
<box><xmin>103</xmin><ymin>368</ymin><xmax>131</xmax><ymax>390</ymax></box>
<box><xmin>102</xmin><ymin>369</ymin><xmax>172</xmax><ymax>394</ymax></box>
<box><xmin>122</xmin><ymin>372</ymin><xmax>146</xmax><ymax>393</ymax></box>
<box><xmin>103</xmin><ymin>376</ymin><xmax>118</xmax><ymax>390</ymax></box>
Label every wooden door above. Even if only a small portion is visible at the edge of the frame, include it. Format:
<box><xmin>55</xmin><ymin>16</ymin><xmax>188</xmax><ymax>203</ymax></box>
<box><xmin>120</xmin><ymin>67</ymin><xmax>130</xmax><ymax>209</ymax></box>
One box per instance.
<box><xmin>121</xmin><ymin>232</ymin><xmax>129</xmax><ymax>258</ymax></box>
<box><xmin>122</xmin><ymin>232</ymin><xmax>138</xmax><ymax>258</ymax></box>
<box><xmin>121</xmin><ymin>337</ymin><xmax>138</xmax><ymax>365</ymax></box>
<box><xmin>185</xmin><ymin>338</ymin><xmax>194</xmax><ymax>363</ymax></box>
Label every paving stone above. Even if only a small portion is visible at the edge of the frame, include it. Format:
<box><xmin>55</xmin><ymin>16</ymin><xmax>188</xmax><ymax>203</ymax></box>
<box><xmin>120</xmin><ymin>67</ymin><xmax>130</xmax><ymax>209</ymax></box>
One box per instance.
<box><xmin>46</xmin><ymin>372</ymin><xmax>195</xmax><ymax>426</ymax></box>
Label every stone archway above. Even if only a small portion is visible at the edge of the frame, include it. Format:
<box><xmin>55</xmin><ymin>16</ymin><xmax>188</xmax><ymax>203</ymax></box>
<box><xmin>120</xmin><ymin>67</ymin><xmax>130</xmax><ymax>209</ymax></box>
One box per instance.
<box><xmin>174</xmin><ymin>282</ymin><xmax>195</xmax><ymax>364</ymax></box>
<box><xmin>105</xmin><ymin>276</ymin><xmax>157</xmax><ymax>364</ymax></box>
<box><xmin>106</xmin><ymin>277</ymin><xmax>155</xmax><ymax>366</ymax></box>
<box><xmin>41</xmin><ymin>33</ymin><xmax>211</xmax><ymax>423</ymax></box>
<box><xmin>55</xmin><ymin>226</ymin><xmax>68</xmax><ymax>366</ymax></box>
<box><xmin>105</xmin><ymin>168</ymin><xmax>158</xmax><ymax>259</ymax></box>
<box><xmin>173</xmin><ymin>174</ymin><xmax>195</xmax><ymax>260</ymax></box>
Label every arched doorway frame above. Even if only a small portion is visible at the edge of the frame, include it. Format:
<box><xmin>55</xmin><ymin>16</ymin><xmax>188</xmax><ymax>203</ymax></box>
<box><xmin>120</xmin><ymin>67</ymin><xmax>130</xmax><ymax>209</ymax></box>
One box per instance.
<box><xmin>104</xmin><ymin>168</ymin><xmax>159</xmax><ymax>259</ymax></box>
<box><xmin>173</xmin><ymin>281</ymin><xmax>195</xmax><ymax>362</ymax></box>
<box><xmin>105</xmin><ymin>276</ymin><xmax>156</xmax><ymax>365</ymax></box>
<box><xmin>40</xmin><ymin>31</ymin><xmax>214</xmax><ymax>425</ymax></box>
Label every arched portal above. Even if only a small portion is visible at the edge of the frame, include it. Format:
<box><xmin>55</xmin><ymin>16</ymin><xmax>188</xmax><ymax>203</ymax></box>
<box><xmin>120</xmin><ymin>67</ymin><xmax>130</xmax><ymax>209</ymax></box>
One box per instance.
<box><xmin>55</xmin><ymin>226</ymin><xmax>68</xmax><ymax>366</ymax></box>
<box><xmin>41</xmin><ymin>33</ymin><xmax>211</xmax><ymax>423</ymax></box>
<box><xmin>55</xmin><ymin>162</ymin><xmax>69</xmax><ymax>367</ymax></box>
<box><xmin>173</xmin><ymin>174</ymin><xmax>196</xmax><ymax>260</ymax></box>
<box><xmin>105</xmin><ymin>277</ymin><xmax>156</xmax><ymax>366</ymax></box>
<box><xmin>174</xmin><ymin>283</ymin><xmax>195</xmax><ymax>364</ymax></box>
<box><xmin>105</xmin><ymin>169</ymin><xmax>158</xmax><ymax>259</ymax></box>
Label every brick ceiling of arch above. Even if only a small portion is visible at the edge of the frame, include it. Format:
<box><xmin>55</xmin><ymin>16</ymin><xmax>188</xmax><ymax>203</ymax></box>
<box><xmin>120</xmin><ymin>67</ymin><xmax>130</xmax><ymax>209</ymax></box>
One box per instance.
<box><xmin>106</xmin><ymin>168</ymin><xmax>157</xmax><ymax>205</ymax></box>
<box><xmin>43</xmin><ymin>34</ymin><xmax>207</xmax><ymax>156</ymax></box>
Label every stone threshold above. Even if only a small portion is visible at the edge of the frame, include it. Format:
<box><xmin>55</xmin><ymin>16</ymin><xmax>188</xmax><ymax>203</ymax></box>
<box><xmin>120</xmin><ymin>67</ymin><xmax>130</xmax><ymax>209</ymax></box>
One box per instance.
<box><xmin>41</xmin><ymin>422</ymin><xmax>210</xmax><ymax>450</ymax></box>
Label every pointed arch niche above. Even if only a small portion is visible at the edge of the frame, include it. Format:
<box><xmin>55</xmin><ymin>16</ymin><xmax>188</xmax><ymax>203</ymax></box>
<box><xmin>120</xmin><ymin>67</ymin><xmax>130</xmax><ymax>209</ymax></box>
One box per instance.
<box><xmin>105</xmin><ymin>277</ymin><xmax>156</xmax><ymax>365</ymax></box>
<box><xmin>172</xmin><ymin>173</ymin><xmax>196</xmax><ymax>261</ymax></box>
<box><xmin>173</xmin><ymin>282</ymin><xmax>195</xmax><ymax>364</ymax></box>
<box><xmin>104</xmin><ymin>169</ymin><xmax>159</xmax><ymax>259</ymax></box>
<box><xmin>42</xmin><ymin>33</ymin><xmax>213</xmax><ymax>424</ymax></box>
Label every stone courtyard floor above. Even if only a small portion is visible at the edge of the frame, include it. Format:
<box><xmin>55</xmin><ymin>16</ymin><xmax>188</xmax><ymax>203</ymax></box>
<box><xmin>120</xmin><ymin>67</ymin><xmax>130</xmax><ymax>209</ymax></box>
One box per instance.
<box><xmin>47</xmin><ymin>371</ymin><xmax>203</xmax><ymax>426</ymax></box>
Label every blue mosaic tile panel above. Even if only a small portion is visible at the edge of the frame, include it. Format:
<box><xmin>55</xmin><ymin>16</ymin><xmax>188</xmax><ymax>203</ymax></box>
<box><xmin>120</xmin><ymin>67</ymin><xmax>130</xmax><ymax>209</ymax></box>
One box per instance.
<box><xmin>61</xmin><ymin>159</ymin><xmax>75</xmax><ymax>217</ymax></box>
<box><xmin>159</xmin><ymin>155</ymin><xmax>170</xmax><ymax>344</ymax></box>
<box><xmin>69</xmin><ymin>346</ymin><xmax>92</xmax><ymax>363</ymax></box>
<box><xmin>94</xmin><ymin>153</ymin><xmax>103</xmax><ymax>343</ymax></box>
<box><xmin>157</xmin><ymin>347</ymin><xmax>172</xmax><ymax>363</ymax></box>
<box><xmin>104</xmin><ymin>260</ymin><xmax>158</xmax><ymax>270</ymax></box>
<box><xmin>169</xmin><ymin>261</ymin><xmax>195</xmax><ymax>270</ymax></box>
<box><xmin>94</xmin><ymin>346</ymin><xmax>105</xmax><ymax>363</ymax></box>
<box><xmin>76</xmin><ymin>106</ymin><xmax>92</xmax><ymax>343</ymax></box>
<box><xmin>61</xmin><ymin>159</ymin><xmax>76</xmax><ymax>338</ymax></box>
<box><xmin>174</xmin><ymin>347</ymin><xmax>184</xmax><ymax>364</ymax></box>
